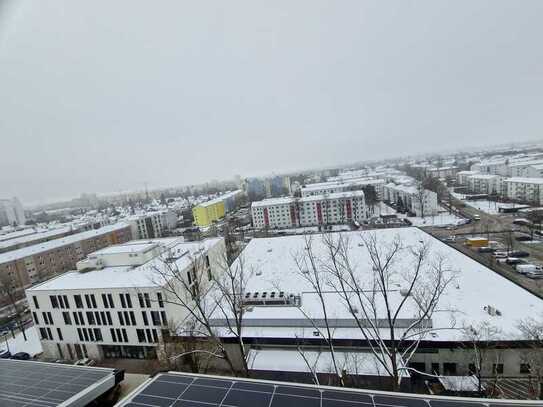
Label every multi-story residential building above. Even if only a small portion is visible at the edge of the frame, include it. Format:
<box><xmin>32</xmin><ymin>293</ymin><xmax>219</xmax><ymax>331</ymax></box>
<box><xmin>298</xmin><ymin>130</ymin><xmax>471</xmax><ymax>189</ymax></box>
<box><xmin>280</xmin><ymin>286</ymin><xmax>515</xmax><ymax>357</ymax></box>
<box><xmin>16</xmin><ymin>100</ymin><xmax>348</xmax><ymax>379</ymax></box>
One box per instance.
<box><xmin>0</xmin><ymin>197</ymin><xmax>25</xmax><ymax>227</ymax></box>
<box><xmin>0</xmin><ymin>226</ymin><xmax>79</xmax><ymax>254</ymax></box>
<box><xmin>26</xmin><ymin>237</ymin><xmax>225</xmax><ymax>361</ymax></box>
<box><xmin>466</xmin><ymin>174</ymin><xmax>504</xmax><ymax>195</ymax></box>
<box><xmin>382</xmin><ymin>184</ymin><xmax>438</xmax><ymax>217</ymax></box>
<box><xmin>503</xmin><ymin>177</ymin><xmax>543</xmax><ymax>205</ymax></box>
<box><xmin>301</xmin><ymin>179</ymin><xmax>385</xmax><ymax>200</ymax></box>
<box><xmin>470</xmin><ymin>159</ymin><xmax>509</xmax><ymax>176</ymax></box>
<box><xmin>0</xmin><ymin>223</ymin><xmax>132</xmax><ymax>307</ymax></box>
<box><xmin>192</xmin><ymin>190</ymin><xmax>244</xmax><ymax>227</ymax></box>
<box><xmin>456</xmin><ymin>170</ymin><xmax>479</xmax><ymax>186</ymax></box>
<box><xmin>508</xmin><ymin>160</ymin><xmax>543</xmax><ymax>178</ymax></box>
<box><xmin>126</xmin><ymin>210</ymin><xmax>176</xmax><ymax>239</ymax></box>
<box><xmin>426</xmin><ymin>166</ymin><xmax>458</xmax><ymax>179</ymax></box>
<box><xmin>251</xmin><ymin>191</ymin><xmax>368</xmax><ymax>229</ymax></box>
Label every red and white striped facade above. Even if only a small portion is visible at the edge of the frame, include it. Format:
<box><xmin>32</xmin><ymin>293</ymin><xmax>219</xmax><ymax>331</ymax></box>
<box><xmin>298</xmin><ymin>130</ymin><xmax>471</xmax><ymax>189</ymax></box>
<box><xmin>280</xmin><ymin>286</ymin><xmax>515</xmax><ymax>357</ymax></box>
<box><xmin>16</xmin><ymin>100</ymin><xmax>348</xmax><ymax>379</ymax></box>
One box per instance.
<box><xmin>251</xmin><ymin>191</ymin><xmax>367</xmax><ymax>229</ymax></box>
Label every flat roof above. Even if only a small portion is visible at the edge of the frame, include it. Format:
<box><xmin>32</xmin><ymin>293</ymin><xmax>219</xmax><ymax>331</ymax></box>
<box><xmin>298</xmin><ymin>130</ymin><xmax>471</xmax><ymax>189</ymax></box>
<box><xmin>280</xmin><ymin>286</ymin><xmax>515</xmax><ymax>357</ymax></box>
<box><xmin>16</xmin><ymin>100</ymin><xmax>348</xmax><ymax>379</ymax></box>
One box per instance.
<box><xmin>90</xmin><ymin>239</ymin><xmax>175</xmax><ymax>256</ymax></box>
<box><xmin>199</xmin><ymin>190</ymin><xmax>243</xmax><ymax>207</ymax></box>
<box><xmin>467</xmin><ymin>174</ymin><xmax>501</xmax><ymax>180</ymax></box>
<box><xmin>27</xmin><ymin>237</ymin><xmax>223</xmax><ymax>291</ymax></box>
<box><xmin>213</xmin><ymin>227</ymin><xmax>543</xmax><ymax>342</ymax></box>
<box><xmin>0</xmin><ymin>223</ymin><xmax>130</xmax><ymax>265</ymax></box>
<box><xmin>0</xmin><ymin>359</ymin><xmax>122</xmax><ymax>406</ymax></box>
<box><xmin>0</xmin><ymin>226</ymin><xmax>74</xmax><ymax>251</ymax></box>
<box><xmin>505</xmin><ymin>177</ymin><xmax>543</xmax><ymax>185</ymax></box>
<box><xmin>252</xmin><ymin>191</ymin><xmax>366</xmax><ymax>208</ymax></box>
<box><xmin>116</xmin><ymin>371</ymin><xmax>538</xmax><ymax>406</ymax></box>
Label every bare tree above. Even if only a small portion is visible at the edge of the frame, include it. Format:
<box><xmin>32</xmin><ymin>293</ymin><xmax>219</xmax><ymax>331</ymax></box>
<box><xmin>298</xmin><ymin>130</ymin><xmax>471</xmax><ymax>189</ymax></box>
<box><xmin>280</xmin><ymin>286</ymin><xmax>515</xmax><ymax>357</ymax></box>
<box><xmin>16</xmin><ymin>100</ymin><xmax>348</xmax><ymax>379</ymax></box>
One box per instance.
<box><xmin>319</xmin><ymin>232</ymin><xmax>455</xmax><ymax>391</ymax></box>
<box><xmin>292</xmin><ymin>235</ymin><xmax>345</xmax><ymax>386</ymax></box>
<box><xmin>0</xmin><ymin>274</ymin><xmax>27</xmax><ymax>341</ymax></box>
<box><xmin>462</xmin><ymin>321</ymin><xmax>502</xmax><ymax>393</ymax></box>
<box><xmin>150</xmin><ymin>248</ymin><xmax>238</xmax><ymax>375</ymax></box>
<box><xmin>415</xmin><ymin>182</ymin><xmax>428</xmax><ymax>219</ymax></box>
<box><xmin>518</xmin><ymin>314</ymin><xmax>543</xmax><ymax>399</ymax></box>
<box><xmin>210</xmin><ymin>253</ymin><xmax>253</xmax><ymax>377</ymax></box>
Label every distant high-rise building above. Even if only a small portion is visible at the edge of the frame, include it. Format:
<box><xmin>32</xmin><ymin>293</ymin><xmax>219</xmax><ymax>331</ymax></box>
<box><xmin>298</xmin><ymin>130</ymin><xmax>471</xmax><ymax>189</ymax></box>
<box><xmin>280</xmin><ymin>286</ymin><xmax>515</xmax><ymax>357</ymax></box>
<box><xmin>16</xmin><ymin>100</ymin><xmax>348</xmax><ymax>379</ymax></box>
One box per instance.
<box><xmin>0</xmin><ymin>197</ymin><xmax>26</xmax><ymax>226</ymax></box>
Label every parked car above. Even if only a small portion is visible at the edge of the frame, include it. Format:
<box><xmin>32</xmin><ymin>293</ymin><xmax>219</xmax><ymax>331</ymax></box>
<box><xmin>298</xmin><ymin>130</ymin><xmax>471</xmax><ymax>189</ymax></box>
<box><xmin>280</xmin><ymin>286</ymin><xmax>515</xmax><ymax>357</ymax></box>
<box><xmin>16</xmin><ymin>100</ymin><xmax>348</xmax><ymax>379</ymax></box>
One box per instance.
<box><xmin>509</xmin><ymin>250</ymin><xmax>530</xmax><ymax>258</ymax></box>
<box><xmin>478</xmin><ymin>246</ymin><xmax>495</xmax><ymax>253</ymax></box>
<box><xmin>473</xmin><ymin>215</ymin><xmax>481</xmax><ymax>221</ymax></box>
<box><xmin>494</xmin><ymin>251</ymin><xmax>508</xmax><ymax>258</ymax></box>
<box><xmin>11</xmin><ymin>352</ymin><xmax>30</xmax><ymax>360</ymax></box>
<box><xmin>516</xmin><ymin>235</ymin><xmax>532</xmax><ymax>242</ymax></box>
<box><xmin>444</xmin><ymin>236</ymin><xmax>456</xmax><ymax>242</ymax></box>
<box><xmin>516</xmin><ymin>264</ymin><xmax>543</xmax><ymax>274</ymax></box>
<box><xmin>0</xmin><ymin>350</ymin><xmax>12</xmax><ymax>359</ymax></box>
<box><xmin>526</xmin><ymin>271</ymin><xmax>543</xmax><ymax>279</ymax></box>
<box><xmin>505</xmin><ymin>257</ymin><xmax>523</xmax><ymax>265</ymax></box>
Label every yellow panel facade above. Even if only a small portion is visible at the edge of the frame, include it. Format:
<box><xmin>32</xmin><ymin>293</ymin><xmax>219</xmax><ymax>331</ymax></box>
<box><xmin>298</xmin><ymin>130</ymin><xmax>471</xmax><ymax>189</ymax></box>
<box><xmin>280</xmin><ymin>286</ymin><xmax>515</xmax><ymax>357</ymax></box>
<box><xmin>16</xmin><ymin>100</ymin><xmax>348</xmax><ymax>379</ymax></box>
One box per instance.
<box><xmin>193</xmin><ymin>201</ymin><xmax>225</xmax><ymax>227</ymax></box>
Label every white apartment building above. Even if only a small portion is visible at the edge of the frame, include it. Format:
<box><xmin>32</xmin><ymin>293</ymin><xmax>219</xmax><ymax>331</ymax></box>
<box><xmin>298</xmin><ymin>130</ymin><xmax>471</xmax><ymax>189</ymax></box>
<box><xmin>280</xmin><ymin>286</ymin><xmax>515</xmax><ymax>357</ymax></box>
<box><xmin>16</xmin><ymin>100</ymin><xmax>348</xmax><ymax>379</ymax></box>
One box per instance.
<box><xmin>251</xmin><ymin>191</ymin><xmax>368</xmax><ymax>229</ymax></box>
<box><xmin>503</xmin><ymin>177</ymin><xmax>543</xmax><ymax>205</ymax></box>
<box><xmin>301</xmin><ymin>179</ymin><xmax>385</xmax><ymax>200</ymax></box>
<box><xmin>0</xmin><ymin>197</ymin><xmax>25</xmax><ymax>227</ymax></box>
<box><xmin>508</xmin><ymin>160</ymin><xmax>543</xmax><ymax>178</ymax></box>
<box><xmin>426</xmin><ymin>166</ymin><xmax>458</xmax><ymax>179</ymax></box>
<box><xmin>470</xmin><ymin>159</ymin><xmax>509</xmax><ymax>176</ymax></box>
<box><xmin>466</xmin><ymin>174</ymin><xmax>504</xmax><ymax>195</ymax></box>
<box><xmin>382</xmin><ymin>184</ymin><xmax>438</xmax><ymax>217</ymax></box>
<box><xmin>26</xmin><ymin>237</ymin><xmax>226</xmax><ymax>361</ymax></box>
<box><xmin>456</xmin><ymin>170</ymin><xmax>479</xmax><ymax>186</ymax></box>
<box><xmin>126</xmin><ymin>210</ymin><xmax>176</xmax><ymax>239</ymax></box>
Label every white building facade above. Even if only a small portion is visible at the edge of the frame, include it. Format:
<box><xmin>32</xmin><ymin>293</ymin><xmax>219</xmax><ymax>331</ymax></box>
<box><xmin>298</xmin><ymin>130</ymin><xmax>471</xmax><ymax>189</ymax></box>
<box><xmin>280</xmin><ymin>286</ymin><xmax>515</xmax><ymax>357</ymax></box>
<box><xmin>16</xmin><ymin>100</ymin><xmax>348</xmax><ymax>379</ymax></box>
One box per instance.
<box><xmin>0</xmin><ymin>197</ymin><xmax>25</xmax><ymax>227</ymax></box>
<box><xmin>26</xmin><ymin>237</ymin><xmax>226</xmax><ymax>361</ymax></box>
<box><xmin>503</xmin><ymin>178</ymin><xmax>543</xmax><ymax>205</ymax></box>
<box><xmin>251</xmin><ymin>191</ymin><xmax>368</xmax><ymax>229</ymax></box>
<box><xmin>382</xmin><ymin>184</ymin><xmax>438</xmax><ymax>217</ymax></box>
<box><xmin>466</xmin><ymin>174</ymin><xmax>504</xmax><ymax>195</ymax></box>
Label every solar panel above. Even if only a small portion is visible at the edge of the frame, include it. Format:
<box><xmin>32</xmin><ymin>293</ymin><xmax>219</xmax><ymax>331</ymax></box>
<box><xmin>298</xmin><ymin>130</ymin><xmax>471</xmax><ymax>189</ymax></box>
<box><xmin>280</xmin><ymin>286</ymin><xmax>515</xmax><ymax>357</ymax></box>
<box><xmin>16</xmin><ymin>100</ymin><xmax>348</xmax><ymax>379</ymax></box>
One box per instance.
<box><xmin>116</xmin><ymin>372</ymin><xmax>542</xmax><ymax>407</ymax></box>
<box><xmin>0</xmin><ymin>359</ymin><xmax>123</xmax><ymax>406</ymax></box>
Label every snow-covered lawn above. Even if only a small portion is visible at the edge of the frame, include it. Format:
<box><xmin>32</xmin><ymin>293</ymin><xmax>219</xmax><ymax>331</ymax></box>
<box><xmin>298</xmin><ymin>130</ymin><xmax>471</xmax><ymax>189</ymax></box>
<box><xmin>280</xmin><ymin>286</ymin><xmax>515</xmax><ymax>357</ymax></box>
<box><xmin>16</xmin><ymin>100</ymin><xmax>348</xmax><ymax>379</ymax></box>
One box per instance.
<box><xmin>451</xmin><ymin>192</ymin><xmax>521</xmax><ymax>215</ymax></box>
<box><xmin>396</xmin><ymin>206</ymin><xmax>465</xmax><ymax>227</ymax></box>
<box><xmin>0</xmin><ymin>325</ymin><xmax>42</xmax><ymax>356</ymax></box>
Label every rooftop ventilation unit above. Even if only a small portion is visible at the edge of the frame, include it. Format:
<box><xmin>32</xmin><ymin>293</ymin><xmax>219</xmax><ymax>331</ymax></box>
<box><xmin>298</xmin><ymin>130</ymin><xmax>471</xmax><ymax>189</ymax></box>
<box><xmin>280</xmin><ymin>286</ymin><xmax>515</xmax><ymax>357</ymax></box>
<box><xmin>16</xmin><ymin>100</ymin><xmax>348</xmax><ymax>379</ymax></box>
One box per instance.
<box><xmin>242</xmin><ymin>291</ymin><xmax>301</xmax><ymax>307</ymax></box>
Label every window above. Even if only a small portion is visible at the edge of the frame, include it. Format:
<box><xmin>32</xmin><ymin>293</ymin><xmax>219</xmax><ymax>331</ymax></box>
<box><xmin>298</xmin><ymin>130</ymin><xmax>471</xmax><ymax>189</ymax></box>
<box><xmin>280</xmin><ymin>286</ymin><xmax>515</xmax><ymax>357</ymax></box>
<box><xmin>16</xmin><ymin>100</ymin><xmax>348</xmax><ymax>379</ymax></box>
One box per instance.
<box><xmin>86</xmin><ymin>312</ymin><xmax>95</xmax><ymax>325</ymax></box>
<box><xmin>32</xmin><ymin>296</ymin><xmax>39</xmax><ymax>309</ymax></box>
<box><xmin>90</xmin><ymin>294</ymin><xmax>97</xmax><ymax>308</ymax></box>
<box><xmin>56</xmin><ymin>328</ymin><xmax>63</xmax><ymax>341</ymax></box>
<box><xmin>160</xmin><ymin>311</ymin><xmax>168</xmax><ymax>326</ymax></box>
<box><xmin>39</xmin><ymin>327</ymin><xmax>52</xmax><ymax>340</ymax></box>
<box><xmin>102</xmin><ymin>294</ymin><xmax>109</xmax><ymax>308</ymax></box>
<box><xmin>74</xmin><ymin>295</ymin><xmax>83</xmax><ymax>308</ymax></box>
<box><xmin>63</xmin><ymin>295</ymin><xmax>70</xmax><ymax>309</ymax></box>
<box><xmin>145</xmin><ymin>329</ymin><xmax>152</xmax><ymax>343</ymax></box>
<box><xmin>107</xmin><ymin>294</ymin><xmax>114</xmax><ymax>308</ymax></box>
<box><xmin>468</xmin><ymin>363</ymin><xmax>477</xmax><ymax>375</ymax></box>
<box><xmin>94</xmin><ymin>328</ymin><xmax>103</xmax><ymax>342</ymax></box>
<box><xmin>493</xmin><ymin>364</ymin><xmax>504</xmax><ymax>375</ymax></box>
<box><xmin>62</xmin><ymin>312</ymin><xmax>71</xmax><ymax>325</ymax></box>
<box><xmin>138</xmin><ymin>293</ymin><xmax>145</xmax><ymax>308</ymax></box>
<box><xmin>151</xmin><ymin>311</ymin><xmax>160</xmax><ymax>326</ymax></box>
<box><xmin>443</xmin><ymin>363</ymin><xmax>457</xmax><ymax>375</ymax></box>
<box><xmin>520</xmin><ymin>363</ymin><xmax>531</xmax><ymax>374</ymax></box>
<box><xmin>82</xmin><ymin>328</ymin><xmax>89</xmax><ymax>341</ymax></box>
<box><xmin>144</xmin><ymin>293</ymin><xmax>151</xmax><ymax>308</ymax></box>
<box><xmin>85</xmin><ymin>294</ymin><xmax>91</xmax><ymax>308</ymax></box>
<box><xmin>157</xmin><ymin>292</ymin><xmax>164</xmax><ymax>308</ymax></box>
<box><xmin>110</xmin><ymin>328</ymin><xmax>117</xmax><ymax>342</ymax></box>
<box><xmin>125</xmin><ymin>294</ymin><xmax>132</xmax><ymax>308</ymax></box>
<box><xmin>142</xmin><ymin>311</ymin><xmax>148</xmax><ymax>326</ymax></box>
<box><xmin>152</xmin><ymin>329</ymin><xmax>158</xmax><ymax>343</ymax></box>
<box><xmin>136</xmin><ymin>329</ymin><xmax>146</xmax><ymax>343</ymax></box>
<box><xmin>431</xmin><ymin>363</ymin><xmax>440</xmax><ymax>375</ymax></box>
<box><xmin>50</xmin><ymin>296</ymin><xmax>59</xmax><ymax>309</ymax></box>
<box><xmin>42</xmin><ymin>312</ymin><xmax>53</xmax><ymax>325</ymax></box>
<box><xmin>129</xmin><ymin>311</ymin><xmax>136</xmax><ymax>326</ymax></box>
<box><xmin>106</xmin><ymin>312</ymin><xmax>112</xmax><ymax>325</ymax></box>
<box><xmin>118</xmin><ymin>312</ymin><xmax>125</xmax><ymax>326</ymax></box>
<box><xmin>119</xmin><ymin>294</ymin><xmax>126</xmax><ymax>308</ymax></box>
<box><xmin>32</xmin><ymin>312</ymin><xmax>39</xmax><ymax>325</ymax></box>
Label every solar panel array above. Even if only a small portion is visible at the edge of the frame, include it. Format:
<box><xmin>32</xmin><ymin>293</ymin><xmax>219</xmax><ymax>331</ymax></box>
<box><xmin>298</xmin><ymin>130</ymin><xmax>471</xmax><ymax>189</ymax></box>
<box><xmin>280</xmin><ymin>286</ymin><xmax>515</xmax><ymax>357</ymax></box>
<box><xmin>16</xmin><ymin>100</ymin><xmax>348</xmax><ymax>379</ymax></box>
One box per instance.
<box><xmin>120</xmin><ymin>372</ymin><xmax>538</xmax><ymax>407</ymax></box>
<box><xmin>0</xmin><ymin>359</ymin><xmax>116</xmax><ymax>406</ymax></box>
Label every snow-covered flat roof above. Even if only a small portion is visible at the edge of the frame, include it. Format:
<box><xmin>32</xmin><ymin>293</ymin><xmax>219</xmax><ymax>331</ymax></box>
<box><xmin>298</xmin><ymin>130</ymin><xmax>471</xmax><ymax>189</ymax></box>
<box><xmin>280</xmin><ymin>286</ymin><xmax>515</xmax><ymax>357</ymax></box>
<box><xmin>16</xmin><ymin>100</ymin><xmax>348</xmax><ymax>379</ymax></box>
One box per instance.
<box><xmin>457</xmin><ymin>171</ymin><xmax>479</xmax><ymax>175</ymax></box>
<box><xmin>27</xmin><ymin>237</ymin><xmax>223</xmax><ymax>291</ymax></box>
<box><xmin>302</xmin><ymin>178</ymin><xmax>384</xmax><ymax>192</ymax></box>
<box><xmin>0</xmin><ymin>223</ymin><xmax>131</xmax><ymax>265</ymax></box>
<box><xmin>247</xmin><ymin>349</ymin><xmax>408</xmax><ymax>377</ymax></box>
<box><xmin>504</xmin><ymin>177</ymin><xmax>543</xmax><ymax>185</ymax></box>
<box><xmin>90</xmin><ymin>239</ymin><xmax>176</xmax><ymax>255</ymax></box>
<box><xmin>215</xmin><ymin>227</ymin><xmax>543</xmax><ymax>342</ymax></box>
<box><xmin>0</xmin><ymin>226</ymin><xmax>74</xmax><ymax>251</ymax></box>
<box><xmin>467</xmin><ymin>174</ymin><xmax>501</xmax><ymax>180</ymax></box>
<box><xmin>252</xmin><ymin>191</ymin><xmax>366</xmax><ymax>208</ymax></box>
<box><xmin>199</xmin><ymin>190</ymin><xmax>244</xmax><ymax>207</ymax></box>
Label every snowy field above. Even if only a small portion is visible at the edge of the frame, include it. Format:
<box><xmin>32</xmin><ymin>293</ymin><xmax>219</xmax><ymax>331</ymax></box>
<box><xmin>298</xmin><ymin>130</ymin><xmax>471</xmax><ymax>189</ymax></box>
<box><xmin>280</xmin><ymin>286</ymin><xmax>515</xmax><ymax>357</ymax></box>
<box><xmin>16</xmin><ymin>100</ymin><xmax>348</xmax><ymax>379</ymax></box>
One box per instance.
<box><xmin>396</xmin><ymin>207</ymin><xmax>465</xmax><ymax>227</ymax></box>
<box><xmin>451</xmin><ymin>192</ymin><xmax>520</xmax><ymax>215</ymax></box>
<box><xmin>0</xmin><ymin>325</ymin><xmax>42</xmax><ymax>356</ymax></box>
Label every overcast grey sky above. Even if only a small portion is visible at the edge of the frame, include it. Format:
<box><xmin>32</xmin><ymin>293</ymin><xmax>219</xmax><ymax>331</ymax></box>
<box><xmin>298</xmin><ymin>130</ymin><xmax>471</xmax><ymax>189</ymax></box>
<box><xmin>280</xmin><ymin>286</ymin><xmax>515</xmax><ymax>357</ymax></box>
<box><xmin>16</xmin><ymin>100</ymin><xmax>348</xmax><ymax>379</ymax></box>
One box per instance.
<box><xmin>1</xmin><ymin>1</ymin><xmax>543</xmax><ymax>204</ymax></box>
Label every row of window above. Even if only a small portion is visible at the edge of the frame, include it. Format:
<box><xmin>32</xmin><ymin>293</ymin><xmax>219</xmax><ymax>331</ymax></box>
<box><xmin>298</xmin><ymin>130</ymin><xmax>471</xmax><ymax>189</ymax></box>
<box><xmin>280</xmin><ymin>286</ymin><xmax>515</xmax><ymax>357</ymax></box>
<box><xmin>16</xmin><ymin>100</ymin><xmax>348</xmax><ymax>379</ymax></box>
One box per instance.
<box><xmin>136</xmin><ymin>328</ymin><xmax>159</xmax><ymax>343</ymax></box>
<box><xmin>32</xmin><ymin>291</ymin><xmax>165</xmax><ymax>311</ymax></box>
<box><xmin>77</xmin><ymin>327</ymin><xmax>103</xmax><ymax>342</ymax></box>
<box><xmin>412</xmin><ymin>361</ymin><xmax>530</xmax><ymax>376</ymax></box>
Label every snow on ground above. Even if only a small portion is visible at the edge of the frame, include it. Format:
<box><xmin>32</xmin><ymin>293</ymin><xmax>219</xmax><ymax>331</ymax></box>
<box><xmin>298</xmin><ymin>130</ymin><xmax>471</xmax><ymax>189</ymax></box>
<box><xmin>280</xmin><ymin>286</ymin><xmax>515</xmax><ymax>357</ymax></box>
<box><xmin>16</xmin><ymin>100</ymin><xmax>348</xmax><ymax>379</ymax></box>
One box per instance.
<box><xmin>397</xmin><ymin>207</ymin><xmax>465</xmax><ymax>227</ymax></box>
<box><xmin>0</xmin><ymin>325</ymin><xmax>42</xmax><ymax>356</ymax></box>
<box><xmin>451</xmin><ymin>192</ymin><xmax>521</xmax><ymax>215</ymax></box>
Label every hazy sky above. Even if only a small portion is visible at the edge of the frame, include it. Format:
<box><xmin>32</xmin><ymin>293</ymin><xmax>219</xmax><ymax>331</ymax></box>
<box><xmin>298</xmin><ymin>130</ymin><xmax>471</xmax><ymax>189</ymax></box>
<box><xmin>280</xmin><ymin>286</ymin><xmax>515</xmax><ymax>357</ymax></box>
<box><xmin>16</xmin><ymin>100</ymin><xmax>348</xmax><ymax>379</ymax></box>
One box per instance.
<box><xmin>1</xmin><ymin>1</ymin><xmax>543</xmax><ymax>205</ymax></box>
